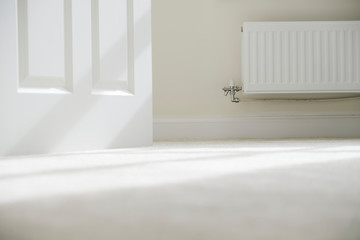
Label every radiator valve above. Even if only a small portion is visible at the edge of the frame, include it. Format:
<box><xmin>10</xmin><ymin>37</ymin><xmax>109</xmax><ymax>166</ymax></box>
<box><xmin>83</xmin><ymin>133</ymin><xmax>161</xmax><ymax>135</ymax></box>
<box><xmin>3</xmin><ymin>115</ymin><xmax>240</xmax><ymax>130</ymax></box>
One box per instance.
<box><xmin>223</xmin><ymin>80</ymin><xmax>242</xmax><ymax>103</ymax></box>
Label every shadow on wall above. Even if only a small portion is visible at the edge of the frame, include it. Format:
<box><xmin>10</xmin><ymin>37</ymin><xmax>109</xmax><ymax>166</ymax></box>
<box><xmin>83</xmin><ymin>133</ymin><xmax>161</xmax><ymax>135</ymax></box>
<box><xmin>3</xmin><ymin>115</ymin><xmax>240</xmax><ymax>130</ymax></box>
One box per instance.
<box><xmin>219</xmin><ymin>0</ymin><xmax>360</xmax><ymax>21</ymax></box>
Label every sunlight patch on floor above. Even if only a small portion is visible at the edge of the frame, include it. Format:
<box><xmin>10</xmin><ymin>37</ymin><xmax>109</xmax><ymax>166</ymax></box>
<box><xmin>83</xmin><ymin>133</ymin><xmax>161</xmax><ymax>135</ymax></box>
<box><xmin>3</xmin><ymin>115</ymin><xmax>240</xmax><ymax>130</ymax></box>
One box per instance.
<box><xmin>0</xmin><ymin>140</ymin><xmax>359</xmax><ymax>204</ymax></box>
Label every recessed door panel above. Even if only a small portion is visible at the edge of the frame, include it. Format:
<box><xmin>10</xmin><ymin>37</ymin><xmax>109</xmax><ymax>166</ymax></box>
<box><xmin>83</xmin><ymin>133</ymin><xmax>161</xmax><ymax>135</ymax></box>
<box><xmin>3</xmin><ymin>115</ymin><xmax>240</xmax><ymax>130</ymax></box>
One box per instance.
<box><xmin>92</xmin><ymin>0</ymin><xmax>133</xmax><ymax>94</ymax></box>
<box><xmin>17</xmin><ymin>0</ymin><xmax>73</xmax><ymax>92</ymax></box>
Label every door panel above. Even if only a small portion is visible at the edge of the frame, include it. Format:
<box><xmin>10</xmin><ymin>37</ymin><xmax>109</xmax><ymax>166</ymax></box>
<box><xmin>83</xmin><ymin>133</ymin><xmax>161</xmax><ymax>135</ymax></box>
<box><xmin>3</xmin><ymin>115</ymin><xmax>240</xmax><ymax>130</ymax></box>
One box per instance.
<box><xmin>92</xmin><ymin>0</ymin><xmax>132</xmax><ymax>93</ymax></box>
<box><xmin>0</xmin><ymin>0</ymin><xmax>152</xmax><ymax>156</ymax></box>
<box><xmin>17</xmin><ymin>0</ymin><xmax>73</xmax><ymax>92</ymax></box>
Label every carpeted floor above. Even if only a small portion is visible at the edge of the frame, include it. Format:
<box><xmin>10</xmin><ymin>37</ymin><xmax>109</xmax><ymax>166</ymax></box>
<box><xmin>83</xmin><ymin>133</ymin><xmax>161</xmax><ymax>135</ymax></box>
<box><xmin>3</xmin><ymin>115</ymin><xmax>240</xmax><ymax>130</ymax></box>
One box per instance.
<box><xmin>0</xmin><ymin>139</ymin><xmax>359</xmax><ymax>240</ymax></box>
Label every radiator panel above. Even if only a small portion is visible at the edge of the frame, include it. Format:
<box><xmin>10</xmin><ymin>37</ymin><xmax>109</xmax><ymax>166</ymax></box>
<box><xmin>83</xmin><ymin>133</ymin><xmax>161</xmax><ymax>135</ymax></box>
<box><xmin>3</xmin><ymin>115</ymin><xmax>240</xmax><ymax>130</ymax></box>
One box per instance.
<box><xmin>241</xmin><ymin>21</ymin><xmax>360</xmax><ymax>94</ymax></box>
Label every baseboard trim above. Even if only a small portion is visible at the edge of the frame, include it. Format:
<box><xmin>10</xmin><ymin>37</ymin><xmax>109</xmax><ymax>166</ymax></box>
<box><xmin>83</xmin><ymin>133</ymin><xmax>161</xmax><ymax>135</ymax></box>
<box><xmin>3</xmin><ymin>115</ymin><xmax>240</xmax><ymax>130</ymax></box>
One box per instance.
<box><xmin>154</xmin><ymin>115</ymin><xmax>360</xmax><ymax>140</ymax></box>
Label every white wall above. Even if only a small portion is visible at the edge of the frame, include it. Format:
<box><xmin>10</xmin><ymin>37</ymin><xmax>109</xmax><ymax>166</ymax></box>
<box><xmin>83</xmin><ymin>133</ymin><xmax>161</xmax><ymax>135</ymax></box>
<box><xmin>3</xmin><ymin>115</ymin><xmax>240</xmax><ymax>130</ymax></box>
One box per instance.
<box><xmin>152</xmin><ymin>0</ymin><xmax>360</xmax><ymax>139</ymax></box>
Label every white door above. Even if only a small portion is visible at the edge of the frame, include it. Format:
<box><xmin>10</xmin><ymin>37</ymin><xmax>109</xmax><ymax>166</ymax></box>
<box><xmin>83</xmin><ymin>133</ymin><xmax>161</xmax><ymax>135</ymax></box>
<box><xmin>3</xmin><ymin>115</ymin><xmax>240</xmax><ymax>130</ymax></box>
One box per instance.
<box><xmin>0</xmin><ymin>0</ymin><xmax>152</xmax><ymax>156</ymax></box>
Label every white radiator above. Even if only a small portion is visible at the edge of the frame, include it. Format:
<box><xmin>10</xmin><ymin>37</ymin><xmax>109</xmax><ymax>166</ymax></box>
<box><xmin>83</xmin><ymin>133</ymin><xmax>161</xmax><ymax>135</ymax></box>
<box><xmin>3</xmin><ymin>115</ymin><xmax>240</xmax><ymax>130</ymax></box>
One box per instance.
<box><xmin>241</xmin><ymin>21</ymin><xmax>360</xmax><ymax>94</ymax></box>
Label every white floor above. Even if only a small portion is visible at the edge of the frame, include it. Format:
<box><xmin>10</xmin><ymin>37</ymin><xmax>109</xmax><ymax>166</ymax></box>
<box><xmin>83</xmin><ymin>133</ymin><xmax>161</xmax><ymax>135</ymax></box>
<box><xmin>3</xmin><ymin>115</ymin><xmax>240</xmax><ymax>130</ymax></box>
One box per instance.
<box><xmin>0</xmin><ymin>139</ymin><xmax>360</xmax><ymax>240</ymax></box>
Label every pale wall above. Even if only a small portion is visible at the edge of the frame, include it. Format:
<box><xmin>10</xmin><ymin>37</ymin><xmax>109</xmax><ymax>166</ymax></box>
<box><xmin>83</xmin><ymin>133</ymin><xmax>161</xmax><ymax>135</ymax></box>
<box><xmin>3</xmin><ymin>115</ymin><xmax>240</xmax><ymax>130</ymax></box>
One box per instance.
<box><xmin>152</xmin><ymin>0</ymin><xmax>360</xmax><ymax>118</ymax></box>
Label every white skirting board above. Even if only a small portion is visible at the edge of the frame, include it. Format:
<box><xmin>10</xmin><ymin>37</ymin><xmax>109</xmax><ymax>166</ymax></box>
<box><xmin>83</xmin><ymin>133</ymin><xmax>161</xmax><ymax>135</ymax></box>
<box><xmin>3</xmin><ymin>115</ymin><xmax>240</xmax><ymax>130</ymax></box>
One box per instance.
<box><xmin>154</xmin><ymin>115</ymin><xmax>360</xmax><ymax>140</ymax></box>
